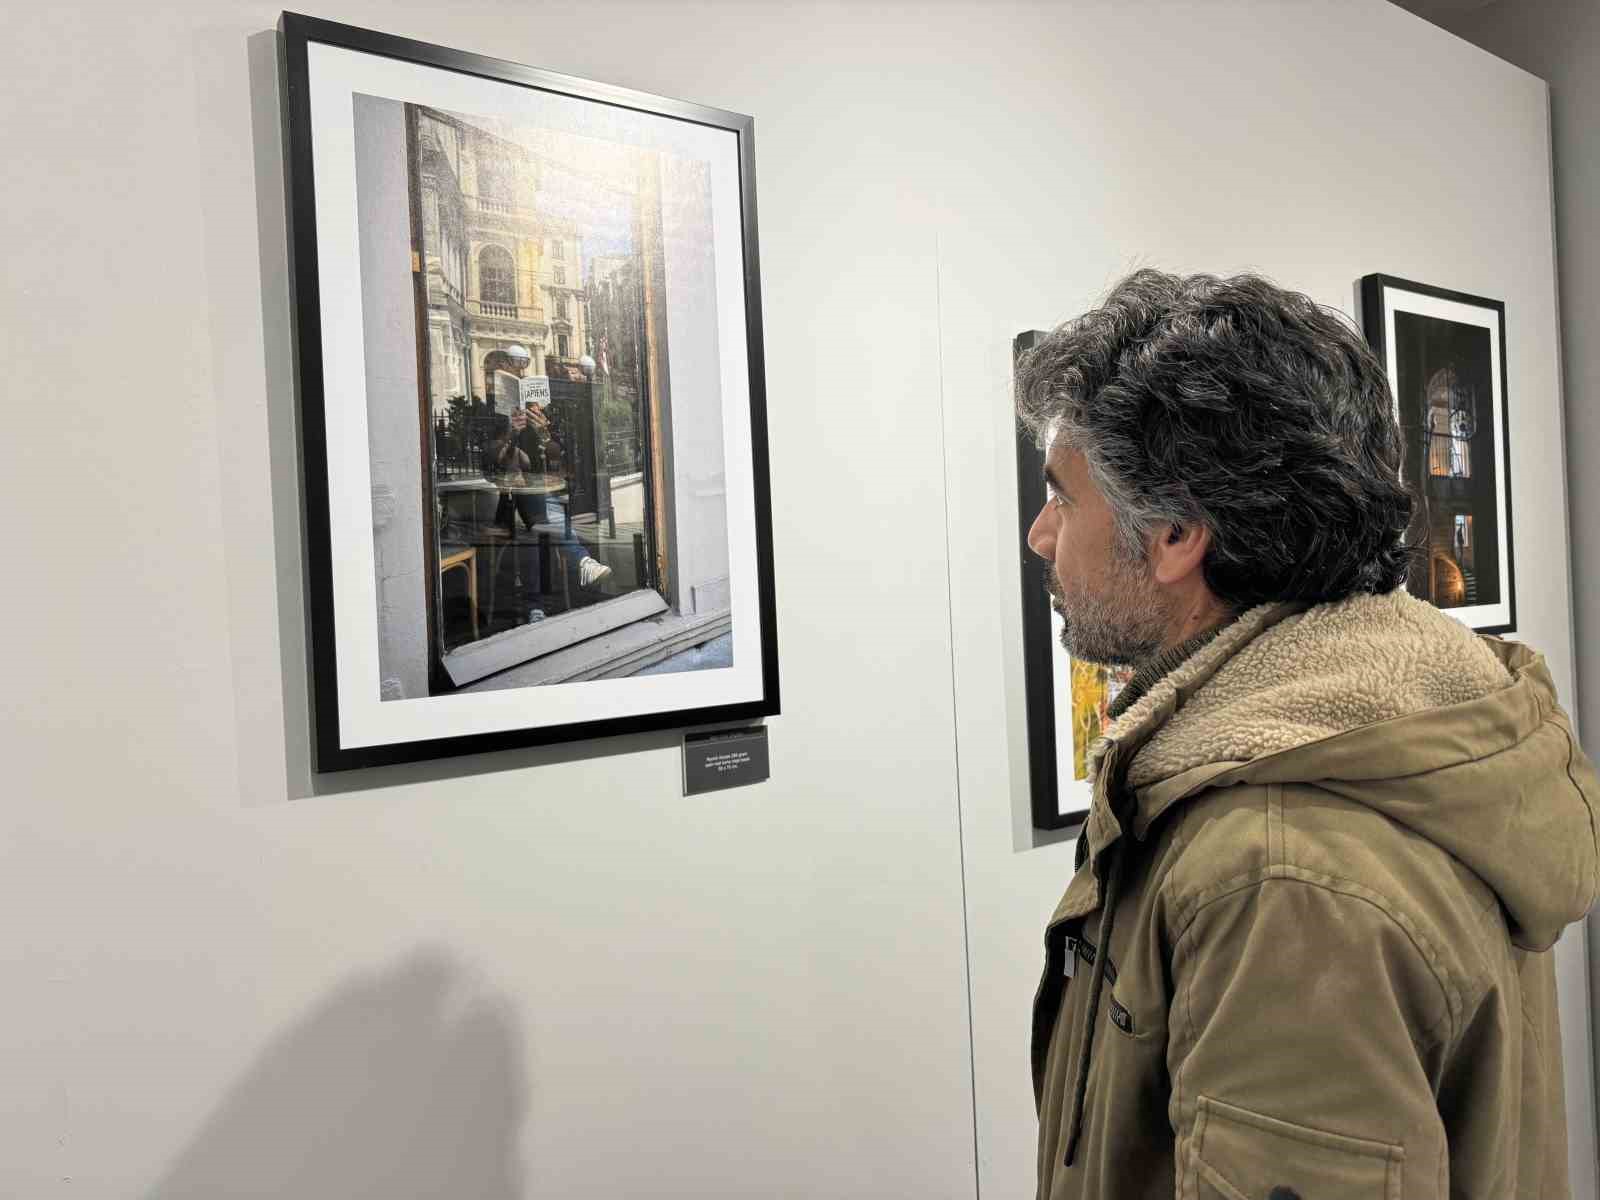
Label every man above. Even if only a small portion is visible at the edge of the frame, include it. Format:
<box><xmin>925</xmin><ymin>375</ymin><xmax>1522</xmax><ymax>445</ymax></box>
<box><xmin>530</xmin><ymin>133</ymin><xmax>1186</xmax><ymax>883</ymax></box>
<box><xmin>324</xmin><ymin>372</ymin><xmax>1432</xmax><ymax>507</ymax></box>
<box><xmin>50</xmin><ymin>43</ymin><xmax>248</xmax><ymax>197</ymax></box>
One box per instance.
<box><xmin>1016</xmin><ymin>269</ymin><xmax>1599</xmax><ymax>1199</ymax></box>
<box><xmin>482</xmin><ymin>412</ymin><xmax>612</xmax><ymax>617</ymax></box>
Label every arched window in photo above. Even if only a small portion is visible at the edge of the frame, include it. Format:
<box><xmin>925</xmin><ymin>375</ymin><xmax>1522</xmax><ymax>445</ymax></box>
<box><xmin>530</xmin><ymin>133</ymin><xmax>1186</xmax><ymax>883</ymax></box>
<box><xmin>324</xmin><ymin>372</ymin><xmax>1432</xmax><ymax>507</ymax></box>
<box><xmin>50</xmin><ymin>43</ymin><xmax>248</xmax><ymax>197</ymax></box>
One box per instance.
<box><xmin>1424</xmin><ymin>365</ymin><xmax>1474</xmax><ymax>479</ymax></box>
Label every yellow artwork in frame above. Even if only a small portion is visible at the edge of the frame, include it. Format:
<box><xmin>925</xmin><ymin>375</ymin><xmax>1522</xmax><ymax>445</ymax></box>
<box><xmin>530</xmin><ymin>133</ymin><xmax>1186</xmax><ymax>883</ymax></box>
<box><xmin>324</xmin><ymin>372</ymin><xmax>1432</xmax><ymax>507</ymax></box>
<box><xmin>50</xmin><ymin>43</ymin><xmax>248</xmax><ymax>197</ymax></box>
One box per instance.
<box><xmin>1068</xmin><ymin>659</ymin><xmax>1134</xmax><ymax>781</ymax></box>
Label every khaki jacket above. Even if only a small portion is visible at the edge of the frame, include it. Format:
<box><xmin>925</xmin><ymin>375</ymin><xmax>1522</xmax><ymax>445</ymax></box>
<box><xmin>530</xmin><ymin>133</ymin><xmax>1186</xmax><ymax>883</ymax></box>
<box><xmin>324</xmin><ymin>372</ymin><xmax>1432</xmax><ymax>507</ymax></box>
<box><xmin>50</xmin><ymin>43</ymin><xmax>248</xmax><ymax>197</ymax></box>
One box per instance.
<box><xmin>1034</xmin><ymin>590</ymin><xmax>1600</xmax><ymax>1199</ymax></box>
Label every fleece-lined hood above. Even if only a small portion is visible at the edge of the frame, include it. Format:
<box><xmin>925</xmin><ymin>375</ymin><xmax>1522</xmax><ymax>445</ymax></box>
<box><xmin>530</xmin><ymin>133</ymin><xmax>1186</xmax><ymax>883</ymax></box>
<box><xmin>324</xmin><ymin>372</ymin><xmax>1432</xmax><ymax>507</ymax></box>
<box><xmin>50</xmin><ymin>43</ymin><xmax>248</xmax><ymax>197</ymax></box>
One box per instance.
<box><xmin>1099</xmin><ymin>588</ymin><xmax>1599</xmax><ymax>951</ymax></box>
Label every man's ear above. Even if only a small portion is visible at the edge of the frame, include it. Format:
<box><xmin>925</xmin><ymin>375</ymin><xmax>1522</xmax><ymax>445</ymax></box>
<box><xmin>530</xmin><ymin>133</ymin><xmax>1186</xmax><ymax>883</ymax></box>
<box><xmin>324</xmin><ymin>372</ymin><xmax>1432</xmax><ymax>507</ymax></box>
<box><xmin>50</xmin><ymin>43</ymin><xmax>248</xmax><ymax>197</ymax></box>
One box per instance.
<box><xmin>1149</xmin><ymin>520</ymin><xmax>1210</xmax><ymax>586</ymax></box>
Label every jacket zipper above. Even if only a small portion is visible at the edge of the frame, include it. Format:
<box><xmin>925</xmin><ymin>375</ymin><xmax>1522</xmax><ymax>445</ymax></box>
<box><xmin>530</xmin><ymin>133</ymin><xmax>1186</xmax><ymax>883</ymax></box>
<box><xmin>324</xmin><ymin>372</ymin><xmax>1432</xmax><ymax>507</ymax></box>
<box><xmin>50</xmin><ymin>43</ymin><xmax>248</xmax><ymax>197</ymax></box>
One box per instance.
<box><xmin>1062</xmin><ymin>740</ymin><xmax>1125</xmax><ymax>1168</ymax></box>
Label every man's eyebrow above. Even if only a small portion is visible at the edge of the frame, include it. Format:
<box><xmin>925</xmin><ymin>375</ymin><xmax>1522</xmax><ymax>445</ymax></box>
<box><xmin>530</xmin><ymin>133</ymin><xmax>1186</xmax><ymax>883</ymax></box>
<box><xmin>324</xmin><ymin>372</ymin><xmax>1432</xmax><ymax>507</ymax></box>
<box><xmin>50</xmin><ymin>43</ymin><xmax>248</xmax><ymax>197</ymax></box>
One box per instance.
<box><xmin>1043</xmin><ymin>465</ymin><xmax>1072</xmax><ymax>498</ymax></box>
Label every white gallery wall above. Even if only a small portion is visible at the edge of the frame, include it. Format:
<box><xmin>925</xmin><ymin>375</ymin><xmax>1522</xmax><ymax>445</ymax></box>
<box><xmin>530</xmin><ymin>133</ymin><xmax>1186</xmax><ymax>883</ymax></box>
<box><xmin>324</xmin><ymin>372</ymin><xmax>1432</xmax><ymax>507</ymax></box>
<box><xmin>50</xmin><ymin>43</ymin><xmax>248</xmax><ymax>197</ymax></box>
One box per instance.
<box><xmin>1412</xmin><ymin>0</ymin><xmax>1598</xmax><ymax>764</ymax></box>
<box><xmin>1401</xmin><ymin>0</ymin><xmax>1600</xmax><ymax>1148</ymax></box>
<box><xmin>0</xmin><ymin>2</ymin><xmax>1587</xmax><ymax>1198</ymax></box>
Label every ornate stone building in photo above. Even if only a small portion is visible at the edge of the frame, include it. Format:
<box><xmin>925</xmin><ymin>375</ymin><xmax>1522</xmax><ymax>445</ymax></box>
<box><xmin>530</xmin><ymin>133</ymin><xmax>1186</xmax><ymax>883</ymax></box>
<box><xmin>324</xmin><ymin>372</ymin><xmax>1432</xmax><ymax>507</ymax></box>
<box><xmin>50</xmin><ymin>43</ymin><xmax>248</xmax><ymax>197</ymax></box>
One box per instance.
<box><xmin>413</xmin><ymin>107</ymin><xmax>588</xmax><ymax>416</ymax></box>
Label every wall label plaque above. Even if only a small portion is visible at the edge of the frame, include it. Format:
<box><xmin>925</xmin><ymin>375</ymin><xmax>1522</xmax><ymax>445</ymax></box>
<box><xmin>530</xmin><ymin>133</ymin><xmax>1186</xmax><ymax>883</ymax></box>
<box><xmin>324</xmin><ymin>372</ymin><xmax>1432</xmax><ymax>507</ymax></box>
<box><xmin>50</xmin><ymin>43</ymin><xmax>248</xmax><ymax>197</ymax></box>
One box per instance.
<box><xmin>683</xmin><ymin>726</ymin><xmax>770</xmax><ymax>795</ymax></box>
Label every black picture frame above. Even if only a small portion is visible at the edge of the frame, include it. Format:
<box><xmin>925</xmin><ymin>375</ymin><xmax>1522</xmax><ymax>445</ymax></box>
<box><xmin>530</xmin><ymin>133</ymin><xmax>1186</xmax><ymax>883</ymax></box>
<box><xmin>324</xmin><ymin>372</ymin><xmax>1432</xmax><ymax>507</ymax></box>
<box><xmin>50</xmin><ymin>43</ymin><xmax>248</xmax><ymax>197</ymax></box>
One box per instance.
<box><xmin>1014</xmin><ymin>330</ymin><xmax>1090</xmax><ymax>832</ymax></box>
<box><xmin>1359</xmin><ymin>274</ymin><xmax>1515</xmax><ymax>635</ymax></box>
<box><xmin>279</xmin><ymin>12</ymin><xmax>779</xmax><ymax>771</ymax></box>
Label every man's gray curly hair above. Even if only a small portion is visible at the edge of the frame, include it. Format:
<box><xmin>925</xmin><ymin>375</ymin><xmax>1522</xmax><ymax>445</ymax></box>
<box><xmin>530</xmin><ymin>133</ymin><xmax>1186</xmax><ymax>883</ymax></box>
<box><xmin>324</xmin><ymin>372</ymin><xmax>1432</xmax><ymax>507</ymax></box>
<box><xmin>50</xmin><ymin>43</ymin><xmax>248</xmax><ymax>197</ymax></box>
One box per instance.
<box><xmin>1015</xmin><ymin>268</ymin><xmax>1416</xmax><ymax>611</ymax></box>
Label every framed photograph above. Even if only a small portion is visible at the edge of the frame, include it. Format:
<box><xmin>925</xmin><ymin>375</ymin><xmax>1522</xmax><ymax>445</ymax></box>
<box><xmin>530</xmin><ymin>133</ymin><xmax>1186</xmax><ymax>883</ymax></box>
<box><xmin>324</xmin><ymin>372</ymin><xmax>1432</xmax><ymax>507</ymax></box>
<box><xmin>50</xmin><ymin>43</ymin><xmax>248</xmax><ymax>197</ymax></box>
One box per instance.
<box><xmin>1360</xmin><ymin>274</ymin><xmax>1515</xmax><ymax>634</ymax></box>
<box><xmin>279</xmin><ymin>12</ymin><xmax>778</xmax><ymax>771</ymax></box>
<box><xmin>1014</xmin><ymin>331</ymin><xmax>1133</xmax><ymax>831</ymax></box>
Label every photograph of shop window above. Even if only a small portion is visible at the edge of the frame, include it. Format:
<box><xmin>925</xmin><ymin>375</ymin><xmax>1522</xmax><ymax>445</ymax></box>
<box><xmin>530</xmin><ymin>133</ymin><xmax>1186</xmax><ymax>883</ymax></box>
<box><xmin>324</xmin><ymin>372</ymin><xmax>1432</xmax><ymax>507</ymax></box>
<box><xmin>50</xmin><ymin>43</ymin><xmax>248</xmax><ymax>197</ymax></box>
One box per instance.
<box><xmin>356</xmin><ymin>97</ymin><xmax>733</xmax><ymax>698</ymax></box>
<box><xmin>1392</xmin><ymin>313</ymin><xmax>1500</xmax><ymax>613</ymax></box>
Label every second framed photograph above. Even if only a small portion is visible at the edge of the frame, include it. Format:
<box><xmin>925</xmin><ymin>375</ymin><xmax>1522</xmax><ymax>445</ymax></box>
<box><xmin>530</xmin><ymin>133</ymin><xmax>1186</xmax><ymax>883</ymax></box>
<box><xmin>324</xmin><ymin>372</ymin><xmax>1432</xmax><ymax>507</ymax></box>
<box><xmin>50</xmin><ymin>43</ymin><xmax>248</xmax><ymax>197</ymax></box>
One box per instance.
<box><xmin>280</xmin><ymin>13</ymin><xmax>778</xmax><ymax>770</ymax></box>
<box><xmin>1013</xmin><ymin>331</ymin><xmax>1132</xmax><ymax>831</ymax></box>
<box><xmin>1360</xmin><ymin>274</ymin><xmax>1515</xmax><ymax>634</ymax></box>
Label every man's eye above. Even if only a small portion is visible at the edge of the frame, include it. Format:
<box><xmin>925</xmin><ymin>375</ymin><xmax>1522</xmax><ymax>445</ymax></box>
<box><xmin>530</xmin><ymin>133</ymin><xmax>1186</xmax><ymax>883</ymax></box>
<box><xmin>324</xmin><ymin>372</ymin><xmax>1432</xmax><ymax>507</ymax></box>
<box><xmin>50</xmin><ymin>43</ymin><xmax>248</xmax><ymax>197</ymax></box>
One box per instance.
<box><xmin>1049</xmin><ymin>493</ymin><xmax>1067</xmax><ymax>509</ymax></box>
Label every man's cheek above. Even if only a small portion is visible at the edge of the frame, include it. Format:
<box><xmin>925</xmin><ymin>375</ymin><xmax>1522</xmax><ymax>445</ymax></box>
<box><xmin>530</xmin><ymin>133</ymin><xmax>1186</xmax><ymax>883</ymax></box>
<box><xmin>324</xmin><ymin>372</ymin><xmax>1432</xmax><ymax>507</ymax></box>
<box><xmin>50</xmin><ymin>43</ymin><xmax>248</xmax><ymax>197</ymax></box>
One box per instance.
<box><xmin>1055</xmin><ymin>556</ymin><xmax>1077</xmax><ymax>593</ymax></box>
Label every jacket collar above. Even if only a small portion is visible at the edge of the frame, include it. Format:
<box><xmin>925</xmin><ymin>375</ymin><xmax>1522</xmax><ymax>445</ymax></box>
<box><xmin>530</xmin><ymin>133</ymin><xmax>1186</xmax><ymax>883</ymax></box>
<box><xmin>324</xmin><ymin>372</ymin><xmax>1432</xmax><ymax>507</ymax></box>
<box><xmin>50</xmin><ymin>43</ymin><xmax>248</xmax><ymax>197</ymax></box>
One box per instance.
<box><xmin>1046</xmin><ymin>601</ymin><xmax>1306</xmax><ymax>929</ymax></box>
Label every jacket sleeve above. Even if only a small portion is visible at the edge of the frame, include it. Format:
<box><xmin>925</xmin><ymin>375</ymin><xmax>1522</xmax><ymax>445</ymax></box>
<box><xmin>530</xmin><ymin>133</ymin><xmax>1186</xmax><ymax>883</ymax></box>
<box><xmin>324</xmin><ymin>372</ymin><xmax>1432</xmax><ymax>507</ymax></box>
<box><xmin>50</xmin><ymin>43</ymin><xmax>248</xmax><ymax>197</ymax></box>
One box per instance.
<box><xmin>1167</xmin><ymin>871</ymin><xmax>1453</xmax><ymax>1200</ymax></box>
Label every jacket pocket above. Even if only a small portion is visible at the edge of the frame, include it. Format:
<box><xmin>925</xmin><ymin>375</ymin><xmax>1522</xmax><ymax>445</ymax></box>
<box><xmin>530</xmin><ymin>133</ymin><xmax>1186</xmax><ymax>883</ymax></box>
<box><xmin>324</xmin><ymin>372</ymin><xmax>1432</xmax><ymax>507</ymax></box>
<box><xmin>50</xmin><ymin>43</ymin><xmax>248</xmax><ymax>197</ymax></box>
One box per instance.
<box><xmin>1191</xmin><ymin>1094</ymin><xmax>1404</xmax><ymax>1200</ymax></box>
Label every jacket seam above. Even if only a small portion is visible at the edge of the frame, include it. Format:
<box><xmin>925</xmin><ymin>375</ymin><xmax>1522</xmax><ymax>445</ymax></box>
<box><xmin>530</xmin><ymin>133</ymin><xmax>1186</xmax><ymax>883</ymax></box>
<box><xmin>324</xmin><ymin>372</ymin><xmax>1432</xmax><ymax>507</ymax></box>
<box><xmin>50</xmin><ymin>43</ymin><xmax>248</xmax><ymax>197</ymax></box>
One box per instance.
<box><xmin>1560</xmin><ymin>721</ymin><xmax>1600</xmax><ymax>911</ymax></box>
<box><xmin>1181</xmin><ymin>925</ymin><xmax>1197</xmax><ymax>1200</ymax></box>
<box><xmin>1160</xmin><ymin>799</ymin><xmax>1201</xmax><ymax>1198</ymax></box>
<box><xmin>1469</xmin><ymin>890</ymin><xmax>1508</xmax><ymax>974</ymax></box>
<box><xmin>1172</xmin><ymin>870</ymin><xmax>1458</xmax><ymax>1052</ymax></box>
<box><xmin>1269</xmin><ymin>783</ymin><xmax>1284</xmax><ymax>868</ymax></box>
<box><xmin>1521</xmin><ymin>1002</ymin><xmax>1545</xmax><ymax>1072</ymax></box>
<box><xmin>1149</xmin><ymin>716</ymin><xmax>1542</xmax><ymax>802</ymax></box>
<box><xmin>1520</xmin><ymin>1005</ymin><xmax>1548</xmax><ymax>1200</ymax></box>
<box><xmin>1175</xmin><ymin>792</ymin><xmax>1204</xmax><ymax>1200</ymax></box>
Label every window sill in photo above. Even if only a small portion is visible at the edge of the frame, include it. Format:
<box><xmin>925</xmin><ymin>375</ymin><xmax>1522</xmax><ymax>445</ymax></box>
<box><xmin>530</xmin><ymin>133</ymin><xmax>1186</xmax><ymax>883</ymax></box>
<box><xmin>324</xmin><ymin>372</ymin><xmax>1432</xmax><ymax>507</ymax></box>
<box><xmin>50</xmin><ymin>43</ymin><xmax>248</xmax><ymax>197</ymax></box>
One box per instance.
<box><xmin>441</xmin><ymin>589</ymin><xmax>668</xmax><ymax>687</ymax></box>
<box><xmin>458</xmin><ymin>606</ymin><xmax>733</xmax><ymax>691</ymax></box>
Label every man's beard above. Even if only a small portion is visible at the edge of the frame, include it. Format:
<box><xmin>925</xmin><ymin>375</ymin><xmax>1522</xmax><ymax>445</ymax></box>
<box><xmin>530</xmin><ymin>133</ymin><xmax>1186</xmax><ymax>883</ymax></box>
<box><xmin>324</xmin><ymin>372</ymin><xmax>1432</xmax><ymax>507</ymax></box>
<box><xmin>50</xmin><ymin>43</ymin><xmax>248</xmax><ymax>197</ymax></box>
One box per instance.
<box><xmin>1046</xmin><ymin>555</ymin><xmax>1173</xmax><ymax>667</ymax></box>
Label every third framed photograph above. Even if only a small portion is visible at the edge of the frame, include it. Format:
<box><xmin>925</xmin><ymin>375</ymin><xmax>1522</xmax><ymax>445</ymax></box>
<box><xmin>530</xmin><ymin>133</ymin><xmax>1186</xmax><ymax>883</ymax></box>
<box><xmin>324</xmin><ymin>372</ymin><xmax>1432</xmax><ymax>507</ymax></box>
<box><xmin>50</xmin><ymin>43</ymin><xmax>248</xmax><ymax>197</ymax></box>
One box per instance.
<box><xmin>1013</xmin><ymin>330</ymin><xmax>1133</xmax><ymax>831</ymax></box>
<box><xmin>1360</xmin><ymin>274</ymin><xmax>1515</xmax><ymax>634</ymax></box>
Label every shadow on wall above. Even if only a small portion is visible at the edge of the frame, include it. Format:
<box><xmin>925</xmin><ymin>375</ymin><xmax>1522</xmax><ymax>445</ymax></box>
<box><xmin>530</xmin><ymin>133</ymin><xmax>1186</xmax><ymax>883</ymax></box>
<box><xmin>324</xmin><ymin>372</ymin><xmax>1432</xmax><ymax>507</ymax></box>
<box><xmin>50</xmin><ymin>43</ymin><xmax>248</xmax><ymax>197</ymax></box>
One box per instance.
<box><xmin>145</xmin><ymin>949</ymin><xmax>528</xmax><ymax>1199</ymax></box>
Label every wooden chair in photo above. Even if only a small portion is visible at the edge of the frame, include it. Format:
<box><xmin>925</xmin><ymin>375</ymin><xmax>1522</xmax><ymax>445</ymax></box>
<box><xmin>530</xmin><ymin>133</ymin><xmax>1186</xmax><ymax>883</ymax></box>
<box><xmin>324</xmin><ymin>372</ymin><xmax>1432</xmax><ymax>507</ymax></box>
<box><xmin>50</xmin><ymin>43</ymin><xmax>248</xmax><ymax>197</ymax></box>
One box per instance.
<box><xmin>439</xmin><ymin>546</ymin><xmax>479</xmax><ymax>641</ymax></box>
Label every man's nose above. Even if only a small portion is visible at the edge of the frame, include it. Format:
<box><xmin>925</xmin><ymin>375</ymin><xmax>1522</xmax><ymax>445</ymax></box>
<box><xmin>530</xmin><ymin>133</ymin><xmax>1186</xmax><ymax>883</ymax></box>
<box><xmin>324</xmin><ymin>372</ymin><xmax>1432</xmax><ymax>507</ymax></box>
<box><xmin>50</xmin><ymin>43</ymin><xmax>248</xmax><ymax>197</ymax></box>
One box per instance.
<box><xmin>1025</xmin><ymin>507</ymin><xmax>1053</xmax><ymax>562</ymax></box>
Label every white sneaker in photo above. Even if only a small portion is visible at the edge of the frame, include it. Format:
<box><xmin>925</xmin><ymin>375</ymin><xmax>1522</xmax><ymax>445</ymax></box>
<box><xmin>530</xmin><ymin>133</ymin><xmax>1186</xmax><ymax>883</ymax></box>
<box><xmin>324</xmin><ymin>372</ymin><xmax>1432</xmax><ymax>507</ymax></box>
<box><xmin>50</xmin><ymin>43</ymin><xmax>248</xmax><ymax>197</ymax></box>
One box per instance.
<box><xmin>578</xmin><ymin>556</ymin><xmax>613</xmax><ymax>589</ymax></box>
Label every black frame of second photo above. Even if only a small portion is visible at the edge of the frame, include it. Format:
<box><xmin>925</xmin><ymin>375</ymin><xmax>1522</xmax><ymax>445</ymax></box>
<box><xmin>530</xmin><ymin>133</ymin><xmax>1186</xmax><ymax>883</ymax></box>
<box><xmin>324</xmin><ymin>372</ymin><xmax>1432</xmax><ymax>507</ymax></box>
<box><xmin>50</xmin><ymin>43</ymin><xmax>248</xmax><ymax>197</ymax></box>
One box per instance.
<box><xmin>1360</xmin><ymin>272</ymin><xmax>1516</xmax><ymax>636</ymax></box>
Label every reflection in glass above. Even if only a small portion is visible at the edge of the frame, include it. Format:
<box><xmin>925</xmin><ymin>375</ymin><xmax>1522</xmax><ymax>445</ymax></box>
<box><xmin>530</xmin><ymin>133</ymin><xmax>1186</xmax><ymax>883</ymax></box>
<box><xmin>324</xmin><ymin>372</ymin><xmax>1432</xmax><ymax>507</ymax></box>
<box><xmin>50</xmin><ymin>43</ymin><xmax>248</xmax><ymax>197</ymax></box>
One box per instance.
<box><xmin>414</xmin><ymin>105</ymin><xmax>660</xmax><ymax>657</ymax></box>
<box><xmin>1424</xmin><ymin>365</ymin><xmax>1474</xmax><ymax>479</ymax></box>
